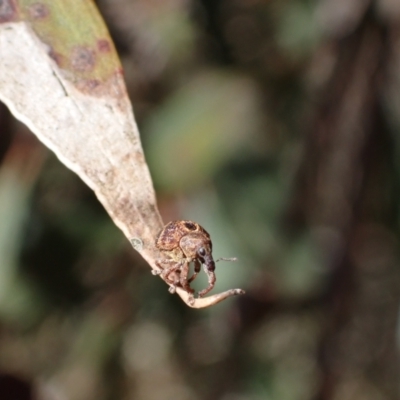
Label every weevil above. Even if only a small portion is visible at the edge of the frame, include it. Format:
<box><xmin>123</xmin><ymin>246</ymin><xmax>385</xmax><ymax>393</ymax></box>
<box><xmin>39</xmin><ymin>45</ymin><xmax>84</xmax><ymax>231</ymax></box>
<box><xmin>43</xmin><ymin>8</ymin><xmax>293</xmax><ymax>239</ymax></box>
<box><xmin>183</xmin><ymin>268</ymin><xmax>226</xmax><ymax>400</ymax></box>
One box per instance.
<box><xmin>153</xmin><ymin>220</ymin><xmax>236</xmax><ymax>297</ymax></box>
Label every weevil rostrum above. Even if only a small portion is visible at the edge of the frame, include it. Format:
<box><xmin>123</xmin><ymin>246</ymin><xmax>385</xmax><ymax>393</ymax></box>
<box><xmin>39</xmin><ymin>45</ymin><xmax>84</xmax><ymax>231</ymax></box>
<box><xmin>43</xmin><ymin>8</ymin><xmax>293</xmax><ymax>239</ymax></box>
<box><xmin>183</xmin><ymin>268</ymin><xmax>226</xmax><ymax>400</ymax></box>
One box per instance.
<box><xmin>153</xmin><ymin>220</ymin><xmax>237</xmax><ymax>298</ymax></box>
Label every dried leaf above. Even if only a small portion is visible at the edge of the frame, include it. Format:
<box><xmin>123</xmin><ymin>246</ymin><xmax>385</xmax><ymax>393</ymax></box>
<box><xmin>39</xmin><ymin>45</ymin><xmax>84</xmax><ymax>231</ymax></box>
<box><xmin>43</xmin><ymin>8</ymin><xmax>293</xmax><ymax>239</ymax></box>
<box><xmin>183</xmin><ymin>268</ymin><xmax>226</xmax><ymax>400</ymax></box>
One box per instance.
<box><xmin>0</xmin><ymin>0</ymin><xmax>244</xmax><ymax>307</ymax></box>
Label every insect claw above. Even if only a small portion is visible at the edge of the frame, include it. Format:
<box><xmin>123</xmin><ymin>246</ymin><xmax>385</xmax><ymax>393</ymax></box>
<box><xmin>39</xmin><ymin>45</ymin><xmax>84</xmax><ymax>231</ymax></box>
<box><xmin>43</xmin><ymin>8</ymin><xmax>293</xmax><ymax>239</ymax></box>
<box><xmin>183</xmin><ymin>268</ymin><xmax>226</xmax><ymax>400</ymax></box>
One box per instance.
<box><xmin>168</xmin><ymin>285</ymin><xmax>177</xmax><ymax>294</ymax></box>
<box><xmin>188</xmin><ymin>294</ymin><xmax>195</xmax><ymax>306</ymax></box>
<box><xmin>151</xmin><ymin>269</ymin><xmax>162</xmax><ymax>275</ymax></box>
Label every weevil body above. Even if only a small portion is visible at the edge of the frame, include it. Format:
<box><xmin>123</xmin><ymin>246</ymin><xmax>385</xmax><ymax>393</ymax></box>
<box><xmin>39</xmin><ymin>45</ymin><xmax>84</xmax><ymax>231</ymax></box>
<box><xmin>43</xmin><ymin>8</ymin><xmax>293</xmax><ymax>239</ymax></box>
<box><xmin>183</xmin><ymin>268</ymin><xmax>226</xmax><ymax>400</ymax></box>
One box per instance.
<box><xmin>154</xmin><ymin>220</ymin><xmax>218</xmax><ymax>297</ymax></box>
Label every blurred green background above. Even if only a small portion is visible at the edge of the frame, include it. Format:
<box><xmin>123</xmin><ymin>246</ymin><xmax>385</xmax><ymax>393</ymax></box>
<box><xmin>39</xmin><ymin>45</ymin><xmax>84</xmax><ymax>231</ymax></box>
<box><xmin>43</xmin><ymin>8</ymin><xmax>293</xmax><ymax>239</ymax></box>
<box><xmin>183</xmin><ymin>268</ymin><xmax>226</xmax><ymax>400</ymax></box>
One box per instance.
<box><xmin>0</xmin><ymin>0</ymin><xmax>399</xmax><ymax>399</ymax></box>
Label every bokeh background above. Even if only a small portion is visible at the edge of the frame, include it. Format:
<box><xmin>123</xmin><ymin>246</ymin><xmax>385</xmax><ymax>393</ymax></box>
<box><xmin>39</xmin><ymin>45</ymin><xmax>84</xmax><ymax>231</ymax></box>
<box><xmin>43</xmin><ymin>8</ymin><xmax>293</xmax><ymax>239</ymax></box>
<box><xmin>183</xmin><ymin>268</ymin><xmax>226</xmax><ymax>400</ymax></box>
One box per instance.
<box><xmin>0</xmin><ymin>0</ymin><xmax>399</xmax><ymax>399</ymax></box>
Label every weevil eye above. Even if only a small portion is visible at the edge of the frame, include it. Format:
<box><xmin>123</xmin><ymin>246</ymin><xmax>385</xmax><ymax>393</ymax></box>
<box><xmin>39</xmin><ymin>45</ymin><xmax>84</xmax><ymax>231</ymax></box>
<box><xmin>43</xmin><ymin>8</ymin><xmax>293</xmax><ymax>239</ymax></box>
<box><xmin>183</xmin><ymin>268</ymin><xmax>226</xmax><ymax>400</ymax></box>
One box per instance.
<box><xmin>198</xmin><ymin>247</ymin><xmax>206</xmax><ymax>257</ymax></box>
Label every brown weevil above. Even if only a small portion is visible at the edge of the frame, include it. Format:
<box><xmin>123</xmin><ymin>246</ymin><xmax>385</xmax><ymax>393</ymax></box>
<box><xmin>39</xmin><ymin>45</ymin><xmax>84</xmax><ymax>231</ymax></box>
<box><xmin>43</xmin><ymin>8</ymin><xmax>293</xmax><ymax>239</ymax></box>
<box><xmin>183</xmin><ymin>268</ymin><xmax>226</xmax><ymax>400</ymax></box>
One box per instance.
<box><xmin>153</xmin><ymin>220</ymin><xmax>236</xmax><ymax>298</ymax></box>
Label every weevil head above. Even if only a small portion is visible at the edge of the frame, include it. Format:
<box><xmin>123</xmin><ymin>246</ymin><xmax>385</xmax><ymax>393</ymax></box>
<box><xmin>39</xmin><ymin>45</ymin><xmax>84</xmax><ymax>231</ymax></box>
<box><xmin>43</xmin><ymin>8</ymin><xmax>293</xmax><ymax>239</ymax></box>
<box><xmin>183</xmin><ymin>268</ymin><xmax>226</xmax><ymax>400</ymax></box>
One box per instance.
<box><xmin>179</xmin><ymin>231</ymin><xmax>215</xmax><ymax>271</ymax></box>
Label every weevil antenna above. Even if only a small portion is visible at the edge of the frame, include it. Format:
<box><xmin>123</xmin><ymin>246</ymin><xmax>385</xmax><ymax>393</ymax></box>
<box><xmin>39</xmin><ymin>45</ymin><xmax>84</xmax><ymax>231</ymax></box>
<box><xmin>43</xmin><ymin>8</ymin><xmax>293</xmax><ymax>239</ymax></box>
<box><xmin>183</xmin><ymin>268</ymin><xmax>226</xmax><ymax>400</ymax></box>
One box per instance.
<box><xmin>215</xmin><ymin>257</ymin><xmax>237</xmax><ymax>263</ymax></box>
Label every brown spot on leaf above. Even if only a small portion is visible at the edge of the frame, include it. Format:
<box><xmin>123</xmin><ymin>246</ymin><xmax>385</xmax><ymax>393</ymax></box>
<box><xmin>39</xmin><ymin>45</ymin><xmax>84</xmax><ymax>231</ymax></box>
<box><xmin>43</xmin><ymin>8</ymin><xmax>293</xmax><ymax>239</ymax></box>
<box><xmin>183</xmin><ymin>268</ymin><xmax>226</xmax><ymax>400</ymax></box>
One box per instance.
<box><xmin>0</xmin><ymin>0</ymin><xmax>18</xmax><ymax>23</ymax></box>
<box><xmin>76</xmin><ymin>79</ymin><xmax>101</xmax><ymax>92</ymax></box>
<box><xmin>70</xmin><ymin>70</ymin><xmax>129</xmax><ymax>111</ymax></box>
<box><xmin>74</xmin><ymin>70</ymin><xmax>127</xmax><ymax>102</ymax></box>
<box><xmin>97</xmin><ymin>39</ymin><xmax>111</xmax><ymax>53</ymax></box>
<box><xmin>48</xmin><ymin>49</ymin><xmax>64</xmax><ymax>67</ymax></box>
<box><xmin>71</xmin><ymin>46</ymin><xmax>96</xmax><ymax>72</ymax></box>
<box><xmin>28</xmin><ymin>3</ymin><xmax>49</xmax><ymax>19</ymax></box>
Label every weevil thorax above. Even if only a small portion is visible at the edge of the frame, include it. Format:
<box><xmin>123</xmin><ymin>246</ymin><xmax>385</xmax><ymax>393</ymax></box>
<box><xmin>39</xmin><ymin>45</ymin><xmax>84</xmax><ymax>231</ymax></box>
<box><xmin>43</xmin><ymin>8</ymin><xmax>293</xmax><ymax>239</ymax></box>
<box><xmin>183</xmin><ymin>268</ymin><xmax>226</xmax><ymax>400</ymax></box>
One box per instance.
<box><xmin>180</xmin><ymin>231</ymin><xmax>212</xmax><ymax>255</ymax></box>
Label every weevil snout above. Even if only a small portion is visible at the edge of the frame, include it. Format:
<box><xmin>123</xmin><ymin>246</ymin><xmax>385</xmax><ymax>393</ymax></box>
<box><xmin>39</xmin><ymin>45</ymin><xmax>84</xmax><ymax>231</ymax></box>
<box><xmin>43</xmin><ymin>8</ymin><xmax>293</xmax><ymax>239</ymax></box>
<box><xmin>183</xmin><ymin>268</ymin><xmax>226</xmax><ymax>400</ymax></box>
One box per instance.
<box><xmin>200</xmin><ymin>254</ymin><xmax>215</xmax><ymax>272</ymax></box>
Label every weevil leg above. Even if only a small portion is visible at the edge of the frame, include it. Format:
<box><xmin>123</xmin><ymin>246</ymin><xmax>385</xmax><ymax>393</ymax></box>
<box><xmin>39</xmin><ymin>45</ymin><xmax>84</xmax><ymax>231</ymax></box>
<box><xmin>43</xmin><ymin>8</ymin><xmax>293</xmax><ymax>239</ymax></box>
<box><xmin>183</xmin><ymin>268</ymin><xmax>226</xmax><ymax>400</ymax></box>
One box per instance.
<box><xmin>153</xmin><ymin>259</ymin><xmax>177</xmax><ymax>275</ymax></box>
<box><xmin>198</xmin><ymin>264</ymin><xmax>216</xmax><ymax>297</ymax></box>
<box><xmin>164</xmin><ymin>265</ymin><xmax>181</xmax><ymax>294</ymax></box>
<box><xmin>163</xmin><ymin>263</ymin><xmax>182</xmax><ymax>283</ymax></box>
<box><xmin>188</xmin><ymin>259</ymin><xmax>201</xmax><ymax>283</ymax></box>
<box><xmin>154</xmin><ymin>259</ymin><xmax>183</xmax><ymax>293</ymax></box>
<box><xmin>154</xmin><ymin>258</ymin><xmax>196</xmax><ymax>295</ymax></box>
<box><xmin>180</xmin><ymin>261</ymin><xmax>194</xmax><ymax>294</ymax></box>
